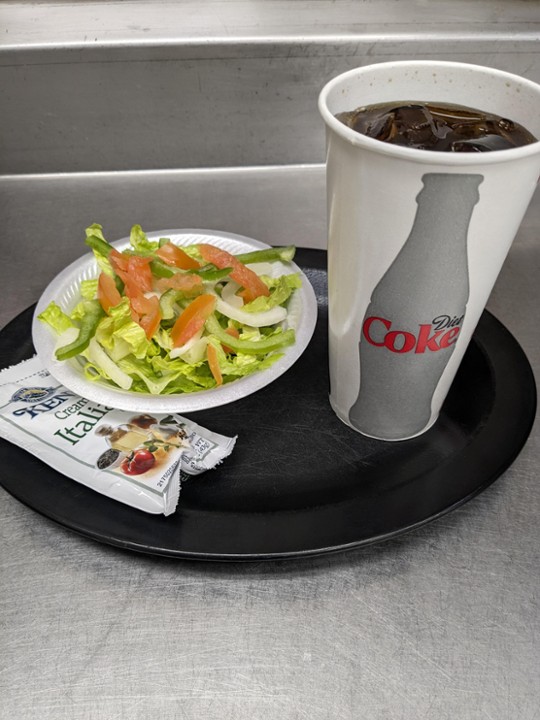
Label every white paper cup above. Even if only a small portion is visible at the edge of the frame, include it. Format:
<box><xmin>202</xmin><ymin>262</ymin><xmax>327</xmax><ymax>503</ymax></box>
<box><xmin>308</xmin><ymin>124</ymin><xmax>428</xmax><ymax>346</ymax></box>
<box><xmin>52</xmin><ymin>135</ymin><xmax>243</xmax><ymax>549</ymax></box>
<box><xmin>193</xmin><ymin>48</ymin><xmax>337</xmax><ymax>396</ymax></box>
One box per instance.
<box><xmin>318</xmin><ymin>61</ymin><xmax>540</xmax><ymax>441</ymax></box>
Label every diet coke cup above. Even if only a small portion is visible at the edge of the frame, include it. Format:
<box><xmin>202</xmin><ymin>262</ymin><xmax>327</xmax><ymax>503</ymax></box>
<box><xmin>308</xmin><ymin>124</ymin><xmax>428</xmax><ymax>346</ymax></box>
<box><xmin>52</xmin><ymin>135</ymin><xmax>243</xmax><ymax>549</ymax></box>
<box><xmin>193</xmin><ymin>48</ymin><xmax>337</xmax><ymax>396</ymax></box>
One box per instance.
<box><xmin>318</xmin><ymin>61</ymin><xmax>540</xmax><ymax>441</ymax></box>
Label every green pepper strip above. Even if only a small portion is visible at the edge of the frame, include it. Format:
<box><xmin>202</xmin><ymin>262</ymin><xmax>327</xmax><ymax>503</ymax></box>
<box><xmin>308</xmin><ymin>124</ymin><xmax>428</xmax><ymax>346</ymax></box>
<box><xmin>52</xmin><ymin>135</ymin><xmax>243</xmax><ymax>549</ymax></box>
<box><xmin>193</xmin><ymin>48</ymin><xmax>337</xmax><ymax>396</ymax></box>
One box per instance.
<box><xmin>150</xmin><ymin>259</ymin><xmax>175</xmax><ymax>278</ymax></box>
<box><xmin>195</xmin><ymin>266</ymin><xmax>232</xmax><ymax>281</ymax></box>
<box><xmin>85</xmin><ymin>234</ymin><xmax>114</xmax><ymax>257</ymax></box>
<box><xmin>114</xmin><ymin>275</ymin><xmax>125</xmax><ymax>294</ymax></box>
<box><xmin>55</xmin><ymin>301</ymin><xmax>105</xmax><ymax>361</ymax></box>
<box><xmin>150</xmin><ymin>259</ymin><xmax>232</xmax><ymax>282</ymax></box>
<box><xmin>85</xmin><ymin>234</ymin><xmax>124</xmax><ymax>291</ymax></box>
<box><xmin>205</xmin><ymin>314</ymin><xmax>295</xmax><ymax>355</ymax></box>
<box><xmin>235</xmin><ymin>246</ymin><xmax>296</xmax><ymax>265</ymax></box>
<box><xmin>159</xmin><ymin>289</ymin><xmax>179</xmax><ymax>320</ymax></box>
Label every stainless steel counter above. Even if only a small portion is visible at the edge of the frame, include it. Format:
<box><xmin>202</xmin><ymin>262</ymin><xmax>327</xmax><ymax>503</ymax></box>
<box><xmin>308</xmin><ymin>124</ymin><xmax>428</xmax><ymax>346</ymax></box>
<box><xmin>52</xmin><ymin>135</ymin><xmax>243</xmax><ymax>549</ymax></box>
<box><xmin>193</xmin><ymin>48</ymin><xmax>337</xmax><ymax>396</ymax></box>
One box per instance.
<box><xmin>2</xmin><ymin>0</ymin><xmax>540</xmax><ymax>175</ymax></box>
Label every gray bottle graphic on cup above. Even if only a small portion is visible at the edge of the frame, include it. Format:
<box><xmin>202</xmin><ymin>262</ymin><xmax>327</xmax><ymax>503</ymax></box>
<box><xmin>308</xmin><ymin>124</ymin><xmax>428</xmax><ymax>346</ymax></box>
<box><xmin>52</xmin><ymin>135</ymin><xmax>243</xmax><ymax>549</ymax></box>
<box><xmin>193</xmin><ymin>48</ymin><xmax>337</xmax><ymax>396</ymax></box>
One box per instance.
<box><xmin>349</xmin><ymin>173</ymin><xmax>483</xmax><ymax>439</ymax></box>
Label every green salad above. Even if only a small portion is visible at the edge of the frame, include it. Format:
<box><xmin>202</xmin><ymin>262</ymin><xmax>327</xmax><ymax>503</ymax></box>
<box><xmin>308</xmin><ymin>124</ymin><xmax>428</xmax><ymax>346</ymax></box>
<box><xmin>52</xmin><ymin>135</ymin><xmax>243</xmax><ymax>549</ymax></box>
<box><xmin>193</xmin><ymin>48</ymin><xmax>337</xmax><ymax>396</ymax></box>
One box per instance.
<box><xmin>38</xmin><ymin>224</ymin><xmax>301</xmax><ymax>395</ymax></box>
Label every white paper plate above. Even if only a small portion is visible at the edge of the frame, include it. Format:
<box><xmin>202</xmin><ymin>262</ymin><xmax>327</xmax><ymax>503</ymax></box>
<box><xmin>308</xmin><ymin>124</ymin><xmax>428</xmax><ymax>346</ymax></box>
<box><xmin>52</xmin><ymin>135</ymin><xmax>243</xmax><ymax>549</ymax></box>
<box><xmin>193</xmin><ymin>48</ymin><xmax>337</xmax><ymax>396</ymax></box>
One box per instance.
<box><xmin>32</xmin><ymin>229</ymin><xmax>318</xmax><ymax>413</ymax></box>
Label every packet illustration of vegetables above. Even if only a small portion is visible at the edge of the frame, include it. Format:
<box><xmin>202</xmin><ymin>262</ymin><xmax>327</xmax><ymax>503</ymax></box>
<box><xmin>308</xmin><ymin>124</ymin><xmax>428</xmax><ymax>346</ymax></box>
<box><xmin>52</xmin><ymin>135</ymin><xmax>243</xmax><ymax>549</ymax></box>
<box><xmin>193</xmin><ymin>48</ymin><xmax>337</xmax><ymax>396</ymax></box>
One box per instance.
<box><xmin>37</xmin><ymin>224</ymin><xmax>301</xmax><ymax>396</ymax></box>
<box><xmin>0</xmin><ymin>356</ymin><xmax>236</xmax><ymax>515</ymax></box>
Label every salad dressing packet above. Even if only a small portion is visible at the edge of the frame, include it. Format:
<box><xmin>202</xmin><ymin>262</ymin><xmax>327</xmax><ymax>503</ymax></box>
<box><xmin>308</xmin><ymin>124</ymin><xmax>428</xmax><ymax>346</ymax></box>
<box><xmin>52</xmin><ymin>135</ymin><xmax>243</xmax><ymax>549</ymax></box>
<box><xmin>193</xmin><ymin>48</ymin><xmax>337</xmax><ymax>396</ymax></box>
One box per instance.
<box><xmin>0</xmin><ymin>356</ymin><xmax>236</xmax><ymax>515</ymax></box>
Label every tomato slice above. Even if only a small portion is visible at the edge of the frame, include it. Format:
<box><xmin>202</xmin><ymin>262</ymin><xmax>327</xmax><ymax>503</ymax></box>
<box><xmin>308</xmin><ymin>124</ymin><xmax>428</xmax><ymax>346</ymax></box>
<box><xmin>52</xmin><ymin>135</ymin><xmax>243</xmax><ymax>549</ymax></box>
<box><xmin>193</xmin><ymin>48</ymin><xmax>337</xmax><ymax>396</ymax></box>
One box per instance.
<box><xmin>110</xmin><ymin>252</ymin><xmax>153</xmax><ymax>297</ymax></box>
<box><xmin>198</xmin><ymin>244</ymin><xmax>270</xmax><ymax>303</ymax></box>
<box><xmin>108</xmin><ymin>250</ymin><xmax>160</xmax><ymax>336</ymax></box>
<box><xmin>138</xmin><ymin>295</ymin><xmax>161</xmax><ymax>339</ymax></box>
<box><xmin>127</xmin><ymin>255</ymin><xmax>153</xmax><ymax>293</ymax></box>
<box><xmin>156</xmin><ymin>242</ymin><xmax>201</xmax><ymax>270</ymax></box>
<box><xmin>109</xmin><ymin>248</ymin><xmax>129</xmax><ymax>274</ymax></box>
<box><xmin>130</xmin><ymin>292</ymin><xmax>156</xmax><ymax>315</ymax></box>
<box><xmin>97</xmin><ymin>272</ymin><xmax>122</xmax><ymax>313</ymax></box>
<box><xmin>170</xmin><ymin>294</ymin><xmax>216</xmax><ymax>348</ymax></box>
<box><xmin>155</xmin><ymin>273</ymin><xmax>203</xmax><ymax>296</ymax></box>
<box><xmin>207</xmin><ymin>343</ymin><xmax>223</xmax><ymax>386</ymax></box>
<box><xmin>128</xmin><ymin>292</ymin><xmax>161</xmax><ymax>338</ymax></box>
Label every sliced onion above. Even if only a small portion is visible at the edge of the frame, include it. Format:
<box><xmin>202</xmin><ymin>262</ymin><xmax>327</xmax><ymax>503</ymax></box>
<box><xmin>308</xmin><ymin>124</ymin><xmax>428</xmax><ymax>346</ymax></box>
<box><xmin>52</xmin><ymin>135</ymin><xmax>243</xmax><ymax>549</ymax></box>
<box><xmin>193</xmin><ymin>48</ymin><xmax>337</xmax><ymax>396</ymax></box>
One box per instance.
<box><xmin>215</xmin><ymin>296</ymin><xmax>287</xmax><ymax>327</ymax></box>
<box><xmin>245</xmin><ymin>261</ymin><xmax>274</xmax><ymax>276</ymax></box>
<box><xmin>221</xmin><ymin>281</ymin><xmax>243</xmax><ymax>308</ymax></box>
<box><xmin>87</xmin><ymin>338</ymin><xmax>133</xmax><ymax>390</ymax></box>
<box><xmin>176</xmin><ymin>336</ymin><xmax>208</xmax><ymax>365</ymax></box>
<box><xmin>169</xmin><ymin>328</ymin><xmax>204</xmax><ymax>359</ymax></box>
<box><xmin>54</xmin><ymin>327</ymin><xmax>80</xmax><ymax>354</ymax></box>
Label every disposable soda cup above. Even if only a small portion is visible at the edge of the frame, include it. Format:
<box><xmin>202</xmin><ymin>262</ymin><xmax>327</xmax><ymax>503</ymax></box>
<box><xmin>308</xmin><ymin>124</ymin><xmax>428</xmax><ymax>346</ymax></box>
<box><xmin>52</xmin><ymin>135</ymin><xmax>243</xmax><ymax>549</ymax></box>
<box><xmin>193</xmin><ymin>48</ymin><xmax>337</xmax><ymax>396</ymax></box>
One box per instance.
<box><xmin>318</xmin><ymin>61</ymin><xmax>540</xmax><ymax>441</ymax></box>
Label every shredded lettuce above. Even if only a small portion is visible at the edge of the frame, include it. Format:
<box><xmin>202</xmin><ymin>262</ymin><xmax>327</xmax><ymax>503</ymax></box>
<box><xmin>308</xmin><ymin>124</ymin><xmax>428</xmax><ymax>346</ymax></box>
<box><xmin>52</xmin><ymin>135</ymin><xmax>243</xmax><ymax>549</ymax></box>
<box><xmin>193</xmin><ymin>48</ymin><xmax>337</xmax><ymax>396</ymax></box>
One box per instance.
<box><xmin>37</xmin><ymin>302</ymin><xmax>74</xmax><ymax>334</ymax></box>
<box><xmin>85</xmin><ymin>223</ymin><xmax>115</xmax><ymax>277</ymax></box>
<box><xmin>242</xmin><ymin>273</ymin><xmax>301</xmax><ymax>313</ymax></box>
<box><xmin>80</xmin><ymin>279</ymin><xmax>98</xmax><ymax>300</ymax></box>
<box><xmin>94</xmin><ymin>298</ymin><xmax>153</xmax><ymax>361</ymax></box>
<box><xmin>206</xmin><ymin>337</ymin><xmax>283</xmax><ymax>379</ymax></box>
<box><xmin>82</xmin><ymin>338</ymin><xmax>133</xmax><ymax>390</ymax></box>
<box><xmin>130</xmin><ymin>224</ymin><xmax>159</xmax><ymax>255</ymax></box>
<box><xmin>70</xmin><ymin>299</ymin><xmax>101</xmax><ymax>323</ymax></box>
<box><xmin>85</xmin><ymin>223</ymin><xmax>107</xmax><ymax>242</ymax></box>
<box><xmin>117</xmin><ymin>354</ymin><xmax>215</xmax><ymax>395</ymax></box>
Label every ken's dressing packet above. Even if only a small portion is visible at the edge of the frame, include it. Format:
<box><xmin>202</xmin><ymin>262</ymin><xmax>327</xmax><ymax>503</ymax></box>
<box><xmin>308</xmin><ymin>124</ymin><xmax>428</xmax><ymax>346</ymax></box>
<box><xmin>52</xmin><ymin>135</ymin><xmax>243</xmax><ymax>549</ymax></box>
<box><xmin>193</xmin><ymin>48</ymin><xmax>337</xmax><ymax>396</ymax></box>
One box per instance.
<box><xmin>0</xmin><ymin>356</ymin><xmax>236</xmax><ymax>515</ymax></box>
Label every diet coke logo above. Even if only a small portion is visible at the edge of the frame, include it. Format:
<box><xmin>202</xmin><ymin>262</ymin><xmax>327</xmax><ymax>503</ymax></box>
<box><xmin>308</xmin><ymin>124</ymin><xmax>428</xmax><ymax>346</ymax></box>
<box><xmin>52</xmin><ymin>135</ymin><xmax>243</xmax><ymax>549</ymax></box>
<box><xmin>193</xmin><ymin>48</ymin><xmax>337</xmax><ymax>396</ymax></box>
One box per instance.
<box><xmin>362</xmin><ymin>314</ymin><xmax>464</xmax><ymax>354</ymax></box>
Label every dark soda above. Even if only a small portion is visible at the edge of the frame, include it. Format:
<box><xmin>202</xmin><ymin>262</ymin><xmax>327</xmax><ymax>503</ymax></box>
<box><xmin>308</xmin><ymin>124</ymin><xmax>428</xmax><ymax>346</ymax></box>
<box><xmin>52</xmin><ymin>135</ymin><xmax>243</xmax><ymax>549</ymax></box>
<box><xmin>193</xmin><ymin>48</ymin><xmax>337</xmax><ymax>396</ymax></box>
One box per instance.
<box><xmin>336</xmin><ymin>101</ymin><xmax>537</xmax><ymax>152</ymax></box>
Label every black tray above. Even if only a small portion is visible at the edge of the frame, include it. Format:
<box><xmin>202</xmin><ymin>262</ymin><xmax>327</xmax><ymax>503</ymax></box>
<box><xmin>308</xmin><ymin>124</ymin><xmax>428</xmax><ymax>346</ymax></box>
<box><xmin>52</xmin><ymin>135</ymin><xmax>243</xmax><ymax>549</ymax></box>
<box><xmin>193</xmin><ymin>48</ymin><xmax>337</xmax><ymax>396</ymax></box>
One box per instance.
<box><xmin>0</xmin><ymin>249</ymin><xmax>536</xmax><ymax>561</ymax></box>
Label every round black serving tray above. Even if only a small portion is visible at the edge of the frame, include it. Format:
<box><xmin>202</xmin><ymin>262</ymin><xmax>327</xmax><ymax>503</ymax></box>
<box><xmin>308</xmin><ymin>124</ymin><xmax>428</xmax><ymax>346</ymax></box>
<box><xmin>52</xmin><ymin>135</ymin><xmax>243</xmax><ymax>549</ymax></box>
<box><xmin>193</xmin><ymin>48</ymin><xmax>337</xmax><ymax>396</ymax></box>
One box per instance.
<box><xmin>0</xmin><ymin>249</ymin><xmax>536</xmax><ymax>561</ymax></box>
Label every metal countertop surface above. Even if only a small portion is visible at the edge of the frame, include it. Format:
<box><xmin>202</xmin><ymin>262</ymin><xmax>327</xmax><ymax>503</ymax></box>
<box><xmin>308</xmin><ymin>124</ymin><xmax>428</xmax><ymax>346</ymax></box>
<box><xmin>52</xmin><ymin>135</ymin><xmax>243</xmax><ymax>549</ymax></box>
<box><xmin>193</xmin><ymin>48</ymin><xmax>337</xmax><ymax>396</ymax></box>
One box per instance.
<box><xmin>3</xmin><ymin>0</ymin><xmax>540</xmax><ymax>48</ymax></box>
<box><xmin>1</xmin><ymin>167</ymin><xmax>539</xmax><ymax>719</ymax></box>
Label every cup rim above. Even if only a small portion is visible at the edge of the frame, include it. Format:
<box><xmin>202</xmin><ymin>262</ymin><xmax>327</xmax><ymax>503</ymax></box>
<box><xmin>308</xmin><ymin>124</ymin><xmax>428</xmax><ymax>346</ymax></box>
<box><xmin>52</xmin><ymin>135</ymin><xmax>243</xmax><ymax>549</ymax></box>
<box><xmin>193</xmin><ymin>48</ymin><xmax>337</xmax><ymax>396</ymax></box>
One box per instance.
<box><xmin>318</xmin><ymin>60</ymin><xmax>540</xmax><ymax>166</ymax></box>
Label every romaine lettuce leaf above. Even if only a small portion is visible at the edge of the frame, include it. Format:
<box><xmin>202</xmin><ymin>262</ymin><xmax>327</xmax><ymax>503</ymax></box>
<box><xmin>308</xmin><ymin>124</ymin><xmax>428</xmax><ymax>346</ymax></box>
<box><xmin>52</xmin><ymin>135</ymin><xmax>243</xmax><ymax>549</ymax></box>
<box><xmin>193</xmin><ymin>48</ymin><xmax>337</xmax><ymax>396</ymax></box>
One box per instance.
<box><xmin>130</xmin><ymin>224</ymin><xmax>159</xmax><ymax>254</ymax></box>
<box><xmin>85</xmin><ymin>223</ymin><xmax>107</xmax><ymax>242</ymax></box>
<box><xmin>80</xmin><ymin>279</ymin><xmax>98</xmax><ymax>300</ymax></box>
<box><xmin>71</xmin><ymin>299</ymin><xmax>102</xmax><ymax>323</ymax></box>
<box><xmin>242</xmin><ymin>273</ymin><xmax>301</xmax><ymax>313</ymax></box>
<box><xmin>206</xmin><ymin>337</ymin><xmax>283</xmax><ymax>379</ymax></box>
<box><xmin>37</xmin><ymin>301</ymin><xmax>74</xmax><ymax>334</ymax></box>
<box><xmin>85</xmin><ymin>223</ymin><xmax>115</xmax><ymax>277</ymax></box>
<box><xmin>94</xmin><ymin>298</ymin><xmax>153</xmax><ymax>361</ymax></box>
<box><xmin>117</xmin><ymin>353</ymin><xmax>215</xmax><ymax>395</ymax></box>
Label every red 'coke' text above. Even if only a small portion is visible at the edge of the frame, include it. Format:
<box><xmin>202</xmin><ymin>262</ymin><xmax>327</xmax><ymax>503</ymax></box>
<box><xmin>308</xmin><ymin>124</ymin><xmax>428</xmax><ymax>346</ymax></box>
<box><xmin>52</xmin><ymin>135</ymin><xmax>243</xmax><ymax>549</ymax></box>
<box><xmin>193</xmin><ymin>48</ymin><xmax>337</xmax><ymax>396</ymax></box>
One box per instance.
<box><xmin>362</xmin><ymin>316</ymin><xmax>462</xmax><ymax>354</ymax></box>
